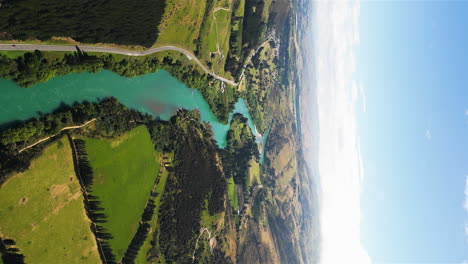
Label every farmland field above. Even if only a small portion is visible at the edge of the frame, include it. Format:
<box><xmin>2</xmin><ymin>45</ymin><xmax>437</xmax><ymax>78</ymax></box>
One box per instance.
<box><xmin>228</xmin><ymin>176</ymin><xmax>239</xmax><ymax>211</ymax></box>
<box><xmin>84</xmin><ymin>126</ymin><xmax>160</xmax><ymax>261</ymax></box>
<box><xmin>198</xmin><ymin>0</ymin><xmax>233</xmax><ymax>75</ymax></box>
<box><xmin>0</xmin><ymin>137</ymin><xmax>100</xmax><ymax>263</ymax></box>
<box><xmin>155</xmin><ymin>0</ymin><xmax>207</xmax><ymax>51</ymax></box>
<box><xmin>247</xmin><ymin>159</ymin><xmax>261</xmax><ymax>187</ymax></box>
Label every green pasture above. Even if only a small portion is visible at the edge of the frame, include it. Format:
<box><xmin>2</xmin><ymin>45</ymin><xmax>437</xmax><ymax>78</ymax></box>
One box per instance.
<box><xmin>156</xmin><ymin>0</ymin><xmax>207</xmax><ymax>51</ymax></box>
<box><xmin>85</xmin><ymin>126</ymin><xmax>160</xmax><ymax>261</ymax></box>
<box><xmin>0</xmin><ymin>137</ymin><xmax>100</xmax><ymax>263</ymax></box>
<box><xmin>228</xmin><ymin>176</ymin><xmax>239</xmax><ymax>211</ymax></box>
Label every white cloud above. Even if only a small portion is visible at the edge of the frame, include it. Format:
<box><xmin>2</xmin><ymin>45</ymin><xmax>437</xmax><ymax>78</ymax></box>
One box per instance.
<box><xmin>306</xmin><ymin>0</ymin><xmax>371</xmax><ymax>263</ymax></box>
<box><xmin>465</xmin><ymin>109</ymin><xmax>468</xmax><ymax>116</ymax></box>
<box><xmin>425</xmin><ymin>129</ymin><xmax>431</xmax><ymax>141</ymax></box>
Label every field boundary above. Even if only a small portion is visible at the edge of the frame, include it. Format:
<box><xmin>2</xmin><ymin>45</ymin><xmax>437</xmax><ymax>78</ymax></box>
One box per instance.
<box><xmin>18</xmin><ymin>119</ymin><xmax>96</xmax><ymax>154</ymax></box>
<box><xmin>67</xmin><ymin>133</ymin><xmax>108</xmax><ymax>264</ymax></box>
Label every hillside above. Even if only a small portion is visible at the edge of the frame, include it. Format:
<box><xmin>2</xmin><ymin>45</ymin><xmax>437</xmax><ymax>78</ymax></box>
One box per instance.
<box><xmin>0</xmin><ymin>0</ymin><xmax>311</xmax><ymax>263</ymax></box>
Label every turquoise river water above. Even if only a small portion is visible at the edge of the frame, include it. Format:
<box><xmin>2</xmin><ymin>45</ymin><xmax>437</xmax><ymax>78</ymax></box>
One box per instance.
<box><xmin>0</xmin><ymin>70</ymin><xmax>261</xmax><ymax>150</ymax></box>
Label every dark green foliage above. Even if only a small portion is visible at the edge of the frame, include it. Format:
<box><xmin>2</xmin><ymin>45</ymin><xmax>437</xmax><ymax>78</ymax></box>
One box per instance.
<box><xmin>242</xmin><ymin>0</ymin><xmax>267</xmax><ymax>58</ymax></box>
<box><xmin>72</xmin><ymin>139</ymin><xmax>94</xmax><ymax>188</ymax></box>
<box><xmin>159</xmin><ymin>57</ymin><xmax>238</xmax><ymax>124</ymax></box>
<box><xmin>225</xmin><ymin>0</ymin><xmax>268</xmax><ymax>79</ymax></box>
<box><xmin>0</xmin><ymin>51</ymin><xmax>238</xmax><ymax>123</ymax></box>
<box><xmin>0</xmin><ymin>100</ymin><xmax>233</xmax><ymax>264</ymax></box>
<box><xmin>212</xmin><ymin>248</ymin><xmax>234</xmax><ymax>264</ymax></box>
<box><xmin>0</xmin><ymin>98</ymin><xmax>152</xmax><ymax>185</ymax></box>
<box><xmin>224</xmin><ymin>0</ymin><xmax>245</xmax><ymax>79</ymax></box>
<box><xmin>121</xmin><ymin>199</ymin><xmax>156</xmax><ymax>264</ymax></box>
<box><xmin>0</xmin><ymin>97</ymin><xmax>148</xmax><ymax>147</ymax></box>
<box><xmin>223</xmin><ymin>114</ymin><xmax>259</xmax><ymax>188</ymax></box>
<box><xmin>0</xmin><ymin>138</ymin><xmax>48</xmax><ymax>186</ymax></box>
<box><xmin>147</xmin><ymin>121</ymin><xmax>175</xmax><ymax>152</ymax></box>
<box><xmin>0</xmin><ymin>0</ymin><xmax>166</xmax><ymax>47</ymax></box>
<box><xmin>154</xmin><ymin>110</ymin><xmax>226</xmax><ymax>263</ymax></box>
<box><xmin>0</xmin><ymin>238</ymin><xmax>25</xmax><ymax>264</ymax></box>
<box><xmin>69</xmin><ymin>138</ymin><xmax>116</xmax><ymax>264</ymax></box>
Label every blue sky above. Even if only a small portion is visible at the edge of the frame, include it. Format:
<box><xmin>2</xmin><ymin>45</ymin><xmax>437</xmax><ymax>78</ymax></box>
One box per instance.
<box><xmin>357</xmin><ymin>1</ymin><xmax>468</xmax><ymax>263</ymax></box>
<box><xmin>305</xmin><ymin>1</ymin><xmax>467</xmax><ymax>263</ymax></box>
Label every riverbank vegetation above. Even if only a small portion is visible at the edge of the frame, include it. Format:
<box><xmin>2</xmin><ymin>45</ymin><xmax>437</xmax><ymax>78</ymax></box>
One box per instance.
<box><xmin>0</xmin><ymin>50</ymin><xmax>238</xmax><ymax>123</ymax></box>
<box><xmin>241</xmin><ymin>41</ymin><xmax>278</xmax><ymax>132</ymax></box>
<box><xmin>0</xmin><ymin>98</ymin><xmax>151</xmax><ymax>185</ymax></box>
<box><xmin>151</xmin><ymin>110</ymin><xmax>228</xmax><ymax>263</ymax></box>
<box><xmin>0</xmin><ymin>98</ymin><xmax>241</xmax><ymax>263</ymax></box>
<box><xmin>223</xmin><ymin>113</ymin><xmax>259</xmax><ymax>190</ymax></box>
<box><xmin>0</xmin><ymin>0</ymin><xmax>166</xmax><ymax>47</ymax></box>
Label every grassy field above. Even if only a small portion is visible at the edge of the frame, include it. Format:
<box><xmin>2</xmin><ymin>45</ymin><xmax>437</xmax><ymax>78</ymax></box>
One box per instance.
<box><xmin>0</xmin><ymin>50</ymin><xmax>29</xmax><ymax>58</ymax></box>
<box><xmin>135</xmin><ymin>152</ymin><xmax>173</xmax><ymax>264</ymax></box>
<box><xmin>0</xmin><ymin>137</ymin><xmax>100</xmax><ymax>263</ymax></box>
<box><xmin>198</xmin><ymin>0</ymin><xmax>233</xmax><ymax>76</ymax></box>
<box><xmin>247</xmin><ymin>159</ymin><xmax>261</xmax><ymax>187</ymax></box>
<box><xmin>84</xmin><ymin>126</ymin><xmax>160</xmax><ymax>261</ymax></box>
<box><xmin>228</xmin><ymin>176</ymin><xmax>239</xmax><ymax>211</ymax></box>
<box><xmin>155</xmin><ymin>0</ymin><xmax>206</xmax><ymax>51</ymax></box>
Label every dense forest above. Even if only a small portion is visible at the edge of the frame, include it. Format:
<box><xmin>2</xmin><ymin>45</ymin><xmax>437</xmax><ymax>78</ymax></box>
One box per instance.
<box><xmin>149</xmin><ymin>110</ymin><xmax>227</xmax><ymax>263</ymax></box>
<box><xmin>0</xmin><ymin>50</ymin><xmax>238</xmax><ymax>123</ymax></box>
<box><xmin>241</xmin><ymin>0</ymin><xmax>268</xmax><ymax>60</ymax></box>
<box><xmin>223</xmin><ymin>114</ymin><xmax>259</xmax><ymax>189</ymax></box>
<box><xmin>224</xmin><ymin>0</ymin><xmax>245</xmax><ymax>79</ymax></box>
<box><xmin>0</xmin><ymin>0</ymin><xmax>166</xmax><ymax>47</ymax></box>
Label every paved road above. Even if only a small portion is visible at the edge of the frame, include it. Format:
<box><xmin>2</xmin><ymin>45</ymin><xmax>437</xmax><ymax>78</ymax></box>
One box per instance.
<box><xmin>0</xmin><ymin>44</ymin><xmax>238</xmax><ymax>86</ymax></box>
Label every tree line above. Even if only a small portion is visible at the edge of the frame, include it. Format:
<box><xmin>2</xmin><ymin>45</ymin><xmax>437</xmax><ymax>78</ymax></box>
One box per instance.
<box><xmin>0</xmin><ymin>50</ymin><xmax>238</xmax><ymax>123</ymax></box>
<box><xmin>0</xmin><ymin>238</ymin><xmax>25</xmax><ymax>264</ymax></box>
<box><xmin>71</xmin><ymin>138</ymin><xmax>116</xmax><ymax>263</ymax></box>
<box><xmin>0</xmin><ymin>97</ymin><xmax>151</xmax><ymax>185</ymax></box>
<box><xmin>0</xmin><ymin>0</ymin><xmax>166</xmax><ymax>47</ymax></box>
<box><xmin>121</xmin><ymin>194</ymin><xmax>156</xmax><ymax>263</ymax></box>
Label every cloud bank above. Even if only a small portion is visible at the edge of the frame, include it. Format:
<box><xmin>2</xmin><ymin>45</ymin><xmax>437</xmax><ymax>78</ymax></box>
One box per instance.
<box><xmin>308</xmin><ymin>0</ymin><xmax>370</xmax><ymax>263</ymax></box>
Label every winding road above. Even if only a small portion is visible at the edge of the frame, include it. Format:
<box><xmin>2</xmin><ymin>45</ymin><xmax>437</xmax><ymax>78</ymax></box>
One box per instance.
<box><xmin>0</xmin><ymin>44</ymin><xmax>238</xmax><ymax>86</ymax></box>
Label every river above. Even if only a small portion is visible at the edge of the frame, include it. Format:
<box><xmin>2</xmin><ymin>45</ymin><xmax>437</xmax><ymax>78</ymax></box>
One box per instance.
<box><xmin>0</xmin><ymin>70</ymin><xmax>261</xmax><ymax>151</ymax></box>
